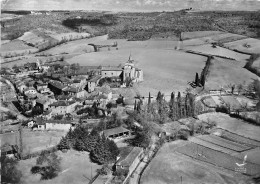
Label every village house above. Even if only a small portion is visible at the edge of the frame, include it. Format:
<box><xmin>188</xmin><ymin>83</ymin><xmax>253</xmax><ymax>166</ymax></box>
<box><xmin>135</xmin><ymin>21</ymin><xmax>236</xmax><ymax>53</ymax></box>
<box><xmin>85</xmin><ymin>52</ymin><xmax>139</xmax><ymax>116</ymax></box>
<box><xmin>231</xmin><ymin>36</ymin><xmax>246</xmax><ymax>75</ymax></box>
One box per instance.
<box><xmin>48</xmin><ymin>80</ymin><xmax>67</xmax><ymax>95</ymax></box>
<box><xmin>24</xmin><ymin>87</ymin><xmax>37</xmax><ymax>96</ymax></box>
<box><xmin>36</xmin><ymin>83</ymin><xmax>48</xmax><ymax>91</ymax></box>
<box><xmin>49</xmin><ymin>100</ymin><xmax>79</xmax><ymax>115</ymax></box>
<box><xmin>115</xmin><ymin>147</ymin><xmax>144</xmax><ymax>178</ymax></box>
<box><xmin>45</xmin><ymin>121</ymin><xmax>76</xmax><ymax>131</ymax></box>
<box><xmin>36</xmin><ymin>97</ymin><xmax>56</xmax><ymax>111</ymax></box>
<box><xmin>63</xmin><ymin>86</ymin><xmax>86</xmax><ymax>98</ymax></box>
<box><xmin>17</xmin><ymin>83</ymin><xmax>28</xmax><ymax>94</ymax></box>
<box><xmin>41</xmin><ymin>110</ymin><xmax>52</xmax><ymax>120</ymax></box>
<box><xmin>87</xmin><ymin>75</ymin><xmax>102</xmax><ymax>92</ymax></box>
<box><xmin>103</xmin><ymin>126</ymin><xmax>131</xmax><ymax>139</ymax></box>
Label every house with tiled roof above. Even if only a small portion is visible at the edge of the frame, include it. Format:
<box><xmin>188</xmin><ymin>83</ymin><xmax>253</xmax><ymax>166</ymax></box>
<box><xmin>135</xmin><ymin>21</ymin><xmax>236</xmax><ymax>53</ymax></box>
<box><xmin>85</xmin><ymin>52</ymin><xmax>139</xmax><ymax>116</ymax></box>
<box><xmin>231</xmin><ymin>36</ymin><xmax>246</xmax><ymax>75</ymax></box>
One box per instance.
<box><xmin>36</xmin><ymin>97</ymin><xmax>56</xmax><ymax>111</ymax></box>
<box><xmin>49</xmin><ymin>100</ymin><xmax>78</xmax><ymax>115</ymax></box>
<box><xmin>87</xmin><ymin>75</ymin><xmax>102</xmax><ymax>92</ymax></box>
<box><xmin>115</xmin><ymin>147</ymin><xmax>144</xmax><ymax>177</ymax></box>
<box><xmin>48</xmin><ymin>80</ymin><xmax>67</xmax><ymax>95</ymax></box>
<box><xmin>63</xmin><ymin>86</ymin><xmax>86</xmax><ymax>98</ymax></box>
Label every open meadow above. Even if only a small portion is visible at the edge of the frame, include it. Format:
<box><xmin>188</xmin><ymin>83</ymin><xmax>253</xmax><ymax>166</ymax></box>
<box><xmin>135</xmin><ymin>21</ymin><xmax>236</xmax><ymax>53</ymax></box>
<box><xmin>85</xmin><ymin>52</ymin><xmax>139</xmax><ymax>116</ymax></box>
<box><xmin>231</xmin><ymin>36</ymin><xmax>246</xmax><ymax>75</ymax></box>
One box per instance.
<box><xmin>205</xmin><ymin>57</ymin><xmax>258</xmax><ymax>90</ymax></box>
<box><xmin>18</xmin><ymin>150</ymin><xmax>104</xmax><ymax>184</ymax></box>
<box><xmin>0</xmin><ymin>129</ymin><xmax>66</xmax><ymax>154</ymax></box>
<box><xmin>198</xmin><ymin>112</ymin><xmax>260</xmax><ymax>142</ymax></box>
<box><xmin>224</xmin><ymin>38</ymin><xmax>260</xmax><ymax>54</ymax></box>
<box><xmin>141</xmin><ymin>141</ymin><xmax>251</xmax><ymax>184</ymax></box>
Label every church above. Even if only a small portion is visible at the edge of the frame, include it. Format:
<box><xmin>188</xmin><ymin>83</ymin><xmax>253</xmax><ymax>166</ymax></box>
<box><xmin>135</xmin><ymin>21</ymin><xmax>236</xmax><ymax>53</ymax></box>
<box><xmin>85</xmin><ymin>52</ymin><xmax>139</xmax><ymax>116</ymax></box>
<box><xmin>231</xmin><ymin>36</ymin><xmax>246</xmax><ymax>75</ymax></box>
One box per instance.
<box><xmin>100</xmin><ymin>55</ymin><xmax>143</xmax><ymax>83</ymax></box>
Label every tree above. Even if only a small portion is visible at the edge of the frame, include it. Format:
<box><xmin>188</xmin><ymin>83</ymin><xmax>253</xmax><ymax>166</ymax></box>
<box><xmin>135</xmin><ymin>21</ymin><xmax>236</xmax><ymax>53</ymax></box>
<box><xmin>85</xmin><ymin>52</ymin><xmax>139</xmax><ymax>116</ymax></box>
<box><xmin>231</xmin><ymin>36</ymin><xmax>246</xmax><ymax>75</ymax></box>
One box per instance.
<box><xmin>31</xmin><ymin>105</ymin><xmax>43</xmax><ymax>116</ymax></box>
<box><xmin>195</xmin><ymin>72</ymin><xmax>200</xmax><ymax>86</ymax></box>
<box><xmin>156</xmin><ymin>91</ymin><xmax>162</xmax><ymax>103</ymax></box>
<box><xmin>57</xmin><ymin>136</ymin><xmax>70</xmax><ymax>151</ymax></box>
<box><xmin>31</xmin><ymin>151</ymin><xmax>61</xmax><ymax>180</ymax></box>
<box><xmin>90</xmin><ymin>134</ymin><xmax>119</xmax><ymax>164</ymax></box>
<box><xmin>200</xmin><ymin>73</ymin><xmax>205</xmax><ymax>87</ymax></box>
<box><xmin>1</xmin><ymin>156</ymin><xmax>22</xmax><ymax>183</ymax></box>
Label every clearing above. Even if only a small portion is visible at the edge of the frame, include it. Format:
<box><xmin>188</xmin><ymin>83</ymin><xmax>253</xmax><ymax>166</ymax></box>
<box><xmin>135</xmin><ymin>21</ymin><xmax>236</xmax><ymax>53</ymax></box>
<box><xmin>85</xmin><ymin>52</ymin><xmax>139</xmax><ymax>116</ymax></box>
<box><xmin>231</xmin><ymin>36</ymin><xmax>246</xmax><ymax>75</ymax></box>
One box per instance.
<box><xmin>205</xmin><ymin>58</ymin><xmax>258</xmax><ymax>90</ymax></box>
<box><xmin>224</xmin><ymin>38</ymin><xmax>260</xmax><ymax>54</ymax></box>
<box><xmin>185</xmin><ymin>44</ymin><xmax>250</xmax><ymax>61</ymax></box>
<box><xmin>0</xmin><ymin>40</ymin><xmax>37</xmax><ymax>55</ymax></box>
<box><xmin>0</xmin><ymin>129</ymin><xmax>66</xmax><ymax>154</ymax></box>
<box><xmin>18</xmin><ymin>150</ymin><xmax>105</xmax><ymax>184</ymax></box>
<box><xmin>198</xmin><ymin>112</ymin><xmax>260</xmax><ymax>142</ymax></box>
<box><xmin>141</xmin><ymin>141</ymin><xmax>250</xmax><ymax>184</ymax></box>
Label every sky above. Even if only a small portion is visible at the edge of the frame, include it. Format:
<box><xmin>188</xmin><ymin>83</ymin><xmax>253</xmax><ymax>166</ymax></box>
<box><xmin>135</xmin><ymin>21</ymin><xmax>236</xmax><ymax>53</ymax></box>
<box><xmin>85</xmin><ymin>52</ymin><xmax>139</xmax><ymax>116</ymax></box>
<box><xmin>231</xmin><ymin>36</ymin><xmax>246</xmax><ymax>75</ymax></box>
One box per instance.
<box><xmin>2</xmin><ymin>0</ymin><xmax>260</xmax><ymax>11</ymax></box>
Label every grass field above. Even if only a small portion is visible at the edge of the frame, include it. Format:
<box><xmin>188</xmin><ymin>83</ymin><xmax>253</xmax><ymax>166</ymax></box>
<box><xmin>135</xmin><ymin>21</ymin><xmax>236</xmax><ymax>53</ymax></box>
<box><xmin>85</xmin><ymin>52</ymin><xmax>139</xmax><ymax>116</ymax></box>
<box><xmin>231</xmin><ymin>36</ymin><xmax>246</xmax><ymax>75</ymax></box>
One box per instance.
<box><xmin>185</xmin><ymin>44</ymin><xmax>250</xmax><ymax>61</ymax></box>
<box><xmin>1</xmin><ymin>39</ymin><xmax>37</xmax><ymax>53</ymax></box>
<box><xmin>198</xmin><ymin>112</ymin><xmax>260</xmax><ymax>142</ymax></box>
<box><xmin>216</xmin><ymin>129</ymin><xmax>260</xmax><ymax>147</ymax></box>
<box><xmin>196</xmin><ymin>135</ymin><xmax>252</xmax><ymax>152</ymax></box>
<box><xmin>175</xmin><ymin>141</ymin><xmax>260</xmax><ymax>176</ymax></box>
<box><xmin>224</xmin><ymin>38</ymin><xmax>260</xmax><ymax>54</ymax></box>
<box><xmin>182</xmin><ymin>31</ymin><xmax>223</xmax><ymax>40</ymax></box>
<box><xmin>141</xmin><ymin>141</ymin><xmax>251</xmax><ymax>184</ymax></box>
<box><xmin>0</xmin><ymin>129</ymin><xmax>66</xmax><ymax>154</ymax></box>
<box><xmin>18</xmin><ymin>150</ymin><xmax>104</xmax><ymax>184</ymax></box>
<box><xmin>67</xmin><ymin>39</ymin><xmax>206</xmax><ymax>96</ymax></box>
<box><xmin>205</xmin><ymin>58</ymin><xmax>258</xmax><ymax>90</ymax></box>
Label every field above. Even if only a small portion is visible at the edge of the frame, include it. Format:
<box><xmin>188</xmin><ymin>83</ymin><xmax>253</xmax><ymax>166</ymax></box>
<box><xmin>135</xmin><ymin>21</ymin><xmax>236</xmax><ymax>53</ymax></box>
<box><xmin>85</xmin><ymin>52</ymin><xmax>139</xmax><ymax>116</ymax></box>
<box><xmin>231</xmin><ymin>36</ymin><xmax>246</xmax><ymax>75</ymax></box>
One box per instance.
<box><xmin>185</xmin><ymin>44</ymin><xmax>250</xmax><ymax>61</ymax></box>
<box><xmin>195</xmin><ymin>135</ymin><xmax>252</xmax><ymax>152</ymax></box>
<box><xmin>205</xmin><ymin>58</ymin><xmax>258</xmax><ymax>90</ymax></box>
<box><xmin>220</xmin><ymin>96</ymin><xmax>242</xmax><ymax>109</ymax></box>
<box><xmin>198</xmin><ymin>112</ymin><xmax>260</xmax><ymax>142</ymax></box>
<box><xmin>141</xmin><ymin>141</ymin><xmax>251</xmax><ymax>184</ymax></box>
<box><xmin>0</xmin><ymin>39</ymin><xmax>37</xmax><ymax>54</ymax></box>
<box><xmin>224</xmin><ymin>38</ymin><xmax>260</xmax><ymax>54</ymax></box>
<box><xmin>0</xmin><ymin>129</ymin><xmax>66</xmax><ymax>154</ymax></box>
<box><xmin>175</xmin><ymin>141</ymin><xmax>260</xmax><ymax>176</ymax></box>
<box><xmin>67</xmin><ymin>39</ymin><xmax>206</xmax><ymax>96</ymax></box>
<box><xmin>18</xmin><ymin>150</ymin><xmax>105</xmax><ymax>184</ymax></box>
<box><xmin>216</xmin><ymin>129</ymin><xmax>260</xmax><ymax>147</ymax></box>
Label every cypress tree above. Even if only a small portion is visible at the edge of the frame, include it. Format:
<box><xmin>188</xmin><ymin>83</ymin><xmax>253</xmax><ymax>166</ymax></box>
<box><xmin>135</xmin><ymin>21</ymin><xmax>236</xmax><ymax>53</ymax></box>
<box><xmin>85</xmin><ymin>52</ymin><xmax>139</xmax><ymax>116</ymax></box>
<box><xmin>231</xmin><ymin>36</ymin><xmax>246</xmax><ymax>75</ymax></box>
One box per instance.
<box><xmin>200</xmin><ymin>74</ymin><xmax>205</xmax><ymax>87</ymax></box>
<box><xmin>57</xmin><ymin>136</ymin><xmax>70</xmax><ymax>151</ymax></box>
<box><xmin>147</xmin><ymin>92</ymin><xmax>151</xmax><ymax>112</ymax></box>
<box><xmin>195</xmin><ymin>72</ymin><xmax>200</xmax><ymax>87</ymax></box>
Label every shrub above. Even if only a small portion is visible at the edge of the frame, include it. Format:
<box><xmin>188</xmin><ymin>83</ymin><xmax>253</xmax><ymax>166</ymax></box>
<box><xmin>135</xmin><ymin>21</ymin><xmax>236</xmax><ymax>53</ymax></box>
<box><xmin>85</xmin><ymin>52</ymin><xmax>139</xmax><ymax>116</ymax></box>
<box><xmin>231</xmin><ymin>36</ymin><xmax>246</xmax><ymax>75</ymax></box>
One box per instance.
<box><xmin>1</xmin><ymin>156</ymin><xmax>22</xmax><ymax>183</ymax></box>
<box><xmin>31</xmin><ymin>151</ymin><xmax>61</xmax><ymax>180</ymax></box>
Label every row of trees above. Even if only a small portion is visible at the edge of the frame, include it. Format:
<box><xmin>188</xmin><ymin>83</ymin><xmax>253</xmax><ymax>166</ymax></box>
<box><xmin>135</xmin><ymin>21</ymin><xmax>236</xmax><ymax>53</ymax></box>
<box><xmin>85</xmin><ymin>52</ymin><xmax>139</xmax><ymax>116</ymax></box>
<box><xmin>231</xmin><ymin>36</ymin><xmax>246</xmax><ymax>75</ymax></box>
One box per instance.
<box><xmin>57</xmin><ymin>126</ymin><xmax>119</xmax><ymax>164</ymax></box>
<box><xmin>134</xmin><ymin>91</ymin><xmax>196</xmax><ymax>124</ymax></box>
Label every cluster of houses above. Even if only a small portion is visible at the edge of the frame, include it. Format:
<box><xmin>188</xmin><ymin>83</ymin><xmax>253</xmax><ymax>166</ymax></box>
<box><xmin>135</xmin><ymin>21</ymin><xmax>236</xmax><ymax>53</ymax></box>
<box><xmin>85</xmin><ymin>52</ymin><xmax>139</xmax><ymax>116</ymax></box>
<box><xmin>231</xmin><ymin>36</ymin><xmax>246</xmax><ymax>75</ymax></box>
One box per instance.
<box><xmin>1</xmin><ymin>56</ymin><xmax>143</xmax><ymax>132</ymax></box>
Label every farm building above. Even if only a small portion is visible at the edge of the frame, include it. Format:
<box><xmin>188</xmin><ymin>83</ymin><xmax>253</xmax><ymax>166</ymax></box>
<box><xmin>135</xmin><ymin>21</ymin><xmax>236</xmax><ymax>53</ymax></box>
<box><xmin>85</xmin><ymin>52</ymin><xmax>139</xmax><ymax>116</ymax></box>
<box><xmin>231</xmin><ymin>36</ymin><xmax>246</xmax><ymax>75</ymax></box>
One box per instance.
<box><xmin>103</xmin><ymin>126</ymin><xmax>131</xmax><ymax>139</ymax></box>
<box><xmin>45</xmin><ymin>121</ymin><xmax>76</xmax><ymax>131</ymax></box>
<box><xmin>115</xmin><ymin>147</ymin><xmax>144</xmax><ymax>177</ymax></box>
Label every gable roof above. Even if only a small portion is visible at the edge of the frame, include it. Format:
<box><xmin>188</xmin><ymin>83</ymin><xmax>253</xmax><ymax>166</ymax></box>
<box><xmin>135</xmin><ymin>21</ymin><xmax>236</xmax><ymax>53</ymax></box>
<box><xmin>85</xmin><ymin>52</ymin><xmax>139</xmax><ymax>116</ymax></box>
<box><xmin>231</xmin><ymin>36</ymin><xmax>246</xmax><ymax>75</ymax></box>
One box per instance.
<box><xmin>103</xmin><ymin>126</ymin><xmax>130</xmax><ymax>137</ymax></box>
<box><xmin>88</xmin><ymin>75</ymin><xmax>102</xmax><ymax>82</ymax></box>
<box><xmin>117</xmin><ymin>147</ymin><xmax>143</xmax><ymax>167</ymax></box>
<box><xmin>101</xmin><ymin>66</ymin><xmax>123</xmax><ymax>71</ymax></box>
<box><xmin>48</xmin><ymin>80</ymin><xmax>67</xmax><ymax>90</ymax></box>
<box><xmin>49</xmin><ymin>100</ymin><xmax>76</xmax><ymax>107</ymax></box>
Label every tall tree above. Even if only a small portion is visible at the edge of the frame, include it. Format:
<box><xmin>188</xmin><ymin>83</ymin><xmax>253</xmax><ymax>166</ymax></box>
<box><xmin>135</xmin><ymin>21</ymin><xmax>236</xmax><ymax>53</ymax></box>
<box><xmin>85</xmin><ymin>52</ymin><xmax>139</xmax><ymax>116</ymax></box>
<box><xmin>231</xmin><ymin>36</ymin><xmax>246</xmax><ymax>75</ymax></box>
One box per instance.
<box><xmin>200</xmin><ymin>73</ymin><xmax>205</xmax><ymax>87</ymax></box>
<box><xmin>147</xmin><ymin>92</ymin><xmax>151</xmax><ymax>112</ymax></box>
<box><xmin>195</xmin><ymin>72</ymin><xmax>200</xmax><ymax>86</ymax></box>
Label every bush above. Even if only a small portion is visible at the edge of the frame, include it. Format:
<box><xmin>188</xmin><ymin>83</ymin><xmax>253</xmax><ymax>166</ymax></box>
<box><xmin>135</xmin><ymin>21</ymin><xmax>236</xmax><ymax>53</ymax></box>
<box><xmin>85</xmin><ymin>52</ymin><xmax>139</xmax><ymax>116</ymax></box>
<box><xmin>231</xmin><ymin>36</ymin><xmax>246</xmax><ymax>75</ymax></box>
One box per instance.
<box><xmin>1</xmin><ymin>156</ymin><xmax>22</xmax><ymax>183</ymax></box>
<box><xmin>216</xmin><ymin>105</ymin><xmax>229</xmax><ymax>114</ymax></box>
<box><xmin>31</xmin><ymin>151</ymin><xmax>61</xmax><ymax>180</ymax></box>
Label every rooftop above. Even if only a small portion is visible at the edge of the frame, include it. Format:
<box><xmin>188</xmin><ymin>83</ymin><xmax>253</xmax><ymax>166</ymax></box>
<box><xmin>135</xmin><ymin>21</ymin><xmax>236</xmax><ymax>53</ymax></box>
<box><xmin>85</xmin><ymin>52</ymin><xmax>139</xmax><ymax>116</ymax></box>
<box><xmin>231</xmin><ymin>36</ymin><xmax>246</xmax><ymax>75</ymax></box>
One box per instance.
<box><xmin>101</xmin><ymin>66</ymin><xmax>123</xmax><ymax>71</ymax></box>
<box><xmin>103</xmin><ymin>126</ymin><xmax>130</xmax><ymax>137</ymax></box>
<box><xmin>117</xmin><ymin>147</ymin><xmax>143</xmax><ymax>167</ymax></box>
<box><xmin>49</xmin><ymin>100</ymin><xmax>76</xmax><ymax>107</ymax></box>
<box><xmin>49</xmin><ymin>80</ymin><xmax>67</xmax><ymax>90</ymax></box>
<box><xmin>88</xmin><ymin>75</ymin><xmax>102</xmax><ymax>82</ymax></box>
